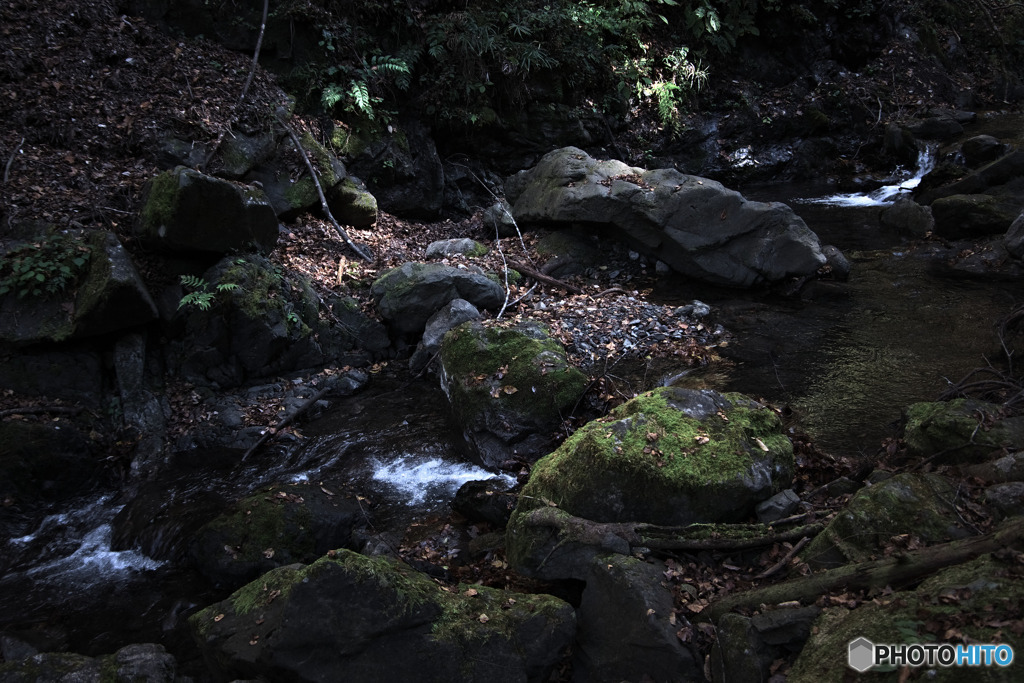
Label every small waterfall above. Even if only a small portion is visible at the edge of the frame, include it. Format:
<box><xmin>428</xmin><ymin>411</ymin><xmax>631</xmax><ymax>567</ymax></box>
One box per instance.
<box><xmin>798</xmin><ymin>145</ymin><xmax>937</xmax><ymax>207</ymax></box>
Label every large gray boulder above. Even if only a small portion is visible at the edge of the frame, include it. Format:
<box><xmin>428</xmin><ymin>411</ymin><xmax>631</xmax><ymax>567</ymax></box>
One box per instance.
<box><xmin>189</xmin><ymin>550</ymin><xmax>575</xmax><ymax>683</ymax></box>
<box><xmin>137</xmin><ymin>166</ymin><xmax>278</xmax><ymax>253</ymax></box>
<box><xmin>370</xmin><ymin>262</ymin><xmax>504</xmax><ymax>336</ymax></box>
<box><xmin>505</xmin><ymin>147</ymin><xmax>826</xmax><ymax>287</ymax></box>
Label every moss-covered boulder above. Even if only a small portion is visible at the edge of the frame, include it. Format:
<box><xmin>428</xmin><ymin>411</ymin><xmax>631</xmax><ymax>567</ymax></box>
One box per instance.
<box><xmin>804</xmin><ymin>473</ymin><xmax>971</xmax><ymax>569</ymax></box>
<box><xmin>170</xmin><ymin>254</ymin><xmax>334</xmax><ymax>387</ymax></box>
<box><xmin>788</xmin><ymin>552</ymin><xmax>1024</xmax><ymax>682</ymax></box>
<box><xmin>902</xmin><ymin>399</ymin><xmax>1024</xmax><ymax>464</ymax></box>
<box><xmin>189</xmin><ymin>549</ymin><xmax>575</xmax><ymax>683</ymax></box>
<box><xmin>0</xmin><ymin>229</ymin><xmax>156</xmax><ymax>343</ymax></box>
<box><xmin>370</xmin><ymin>262</ymin><xmax>504</xmax><ymax>336</ymax></box>
<box><xmin>439</xmin><ymin>320</ymin><xmax>588</xmax><ymax>468</ymax></box>
<box><xmin>0</xmin><ymin>643</ymin><xmax>178</xmax><ymax>683</ymax></box>
<box><xmin>137</xmin><ymin>166</ymin><xmax>278</xmax><ymax>253</ymax></box>
<box><xmin>328</xmin><ymin>176</ymin><xmax>378</xmax><ymax>227</ymax></box>
<box><xmin>189</xmin><ymin>482</ymin><xmax>365</xmax><ymax>590</ymax></box>
<box><xmin>506</xmin><ymin>386</ymin><xmax>793</xmax><ymax>578</ymax></box>
<box><xmin>931</xmin><ymin>193</ymin><xmax>1024</xmax><ymax>239</ymax></box>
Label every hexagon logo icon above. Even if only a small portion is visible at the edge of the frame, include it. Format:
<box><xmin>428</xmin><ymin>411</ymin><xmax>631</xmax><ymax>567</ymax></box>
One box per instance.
<box><xmin>848</xmin><ymin>637</ymin><xmax>875</xmax><ymax>672</ymax></box>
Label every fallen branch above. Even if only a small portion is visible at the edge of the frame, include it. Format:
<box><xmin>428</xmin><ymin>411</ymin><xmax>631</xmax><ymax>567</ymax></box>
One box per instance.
<box><xmin>754</xmin><ymin>536</ymin><xmax>811</xmax><ymax>581</ymax></box>
<box><xmin>520</xmin><ymin>506</ymin><xmax>826</xmax><ymax>553</ymax></box>
<box><xmin>276</xmin><ymin>114</ymin><xmax>372</xmax><ymax>261</ymax></box>
<box><xmin>708</xmin><ymin>516</ymin><xmax>1024</xmax><ymax>622</ymax></box>
<box><xmin>237</xmin><ymin>0</ymin><xmax>269</xmax><ymax>107</ymax></box>
<box><xmin>3</xmin><ymin>136</ymin><xmax>24</xmax><ymax>185</ymax></box>
<box><xmin>0</xmin><ymin>405</ymin><xmax>82</xmax><ymax>418</ymax></box>
<box><xmin>240</xmin><ymin>385</ymin><xmax>332</xmax><ymax>462</ymax></box>
<box><xmin>508</xmin><ymin>260</ymin><xmax>584</xmax><ymax>295</ymax></box>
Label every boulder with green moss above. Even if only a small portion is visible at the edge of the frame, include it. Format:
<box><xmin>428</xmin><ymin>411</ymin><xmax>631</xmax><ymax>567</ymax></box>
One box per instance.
<box><xmin>170</xmin><ymin>254</ymin><xmax>337</xmax><ymax>387</ymax></box>
<box><xmin>506</xmin><ymin>386</ymin><xmax>793</xmax><ymax>578</ymax></box>
<box><xmin>788</xmin><ymin>552</ymin><xmax>1024</xmax><ymax>682</ymax></box>
<box><xmin>370</xmin><ymin>262</ymin><xmax>504</xmax><ymax>336</ymax></box>
<box><xmin>804</xmin><ymin>473</ymin><xmax>971</xmax><ymax>570</ymax></box>
<box><xmin>0</xmin><ymin>228</ymin><xmax>156</xmax><ymax>343</ymax></box>
<box><xmin>439</xmin><ymin>320</ymin><xmax>588</xmax><ymax>468</ymax></box>
<box><xmin>189</xmin><ymin>549</ymin><xmax>575</xmax><ymax>683</ymax></box>
<box><xmin>0</xmin><ymin>643</ymin><xmax>178</xmax><ymax>683</ymax></box>
<box><xmin>137</xmin><ymin>166</ymin><xmax>278</xmax><ymax>253</ymax></box>
<box><xmin>902</xmin><ymin>399</ymin><xmax>1024</xmax><ymax>464</ymax></box>
<box><xmin>189</xmin><ymin>482</ymin><xmax>366</xmax><ymax>590</ymax></box>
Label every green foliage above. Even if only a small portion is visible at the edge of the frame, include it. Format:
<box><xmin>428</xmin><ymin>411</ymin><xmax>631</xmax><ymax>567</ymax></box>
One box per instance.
<box><xmin>0</xmin><ymin>232</ymin><xmax>91</xmax><ymax>299</ymax></box>
<box><xmin>177</xmin><ymin>274</ymin><xmax>239</xmax><ymax>311</ymax></box>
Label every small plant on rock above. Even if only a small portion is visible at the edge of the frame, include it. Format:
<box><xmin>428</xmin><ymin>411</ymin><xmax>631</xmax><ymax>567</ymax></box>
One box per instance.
<box><xmin>178</xmin><ymin>274</ymin><xmax>239</xmax><ymax>311</ymax></box>
<box><xmin>0</xmin><ymin>232</ymin><xmax>92</xmax><ymax>299</ymax></box>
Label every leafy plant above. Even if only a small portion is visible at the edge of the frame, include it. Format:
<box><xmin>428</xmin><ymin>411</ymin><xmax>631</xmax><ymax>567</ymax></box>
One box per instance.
<box><xmin>0</xmin><ymin>232</ymin><xmax>91</xmax><ymax>299</ymax></box>
<box><xmin>177</xmin><ymin>274</ymin><xmax>239</xmax><ymax>311</ymax></box>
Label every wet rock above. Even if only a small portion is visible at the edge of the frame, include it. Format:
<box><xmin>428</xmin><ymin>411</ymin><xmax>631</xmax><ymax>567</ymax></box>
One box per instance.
<box><xmin>328</xmin><ymin>296</ymin><xmax>392</xmax><ymax>363</ymax></box>
<box><xmin>0</xmin><ymin>421</ymin><xmax>100</xmax><ymax>507</ymax></box>
<box><xmin>575</xmin><ymin>555</ymin><xmax>701</xmax><ymax>683</ymax></box>
<box><xmin>136</xmin><ymin>166</ymin><xmax>278</xmax><ymax>253</ymax></box>
<box><xmin>931</xmin><ymin>193</ymin><xmax>1023</xmax><ymax>239</ymax></box>
<box><xmin>189</xmin><ymin>482</ymin><xmax>366</xmax><ymax>590</ymax></box>
<box><xmin>0</xmin><ymin>643</ymin><xmax>178</xmax><ymax>683</ymax></box>
<box><xmin>902</xmin><ymin>398</ymin><xmax>1024</xmax><ymax>464</ymax></box>
<box><xmin>961</xmin><ymin>134</ymin><xmax>1006</xmax><ymax>168</ymax></box>
<box><xmin>821</xmin><ymin>245</ymin><xmax>850</xmax><ymax>281</ymax></box>
<box><xmin>451</xmin><ymin>479</ymin><xmax>517</xmax><ymax>527</ymax></box>
<box><xmin>189</xmin><ymin>550</ymin><xmax>575</xmax><ymax>683</ymax></box>
<box><xmin>1006</xmin><ymin>210</ymin><xmax>1024</xmax><ymax>259</ymax></box>
<box><xmin>482</xmin><ymin>199</ymin><xmax>519</xmax><ymax>238</ymax></box>
<box><xmin>961</xmin><ymin>451</ymin><xmax>1024</xmax><ymax>483</ymax></box>
<box><xmin>409</xmin><ymin>298</ymin><xmax>481</xmax><ymax>373</ymax></box>
<box><xmin>505</xmin><ymin>147</ymin><xmax>826</xmax><ymax>288</ymax></box>
<box><xmin>805</xmin><ymin>473</ymin><xmax>971</xmax><ymax>569</ymax></box>
<box><xmin>439</xmin><ymin>320</ymin><xmax>588</xmax><ymax>469</ymax></box>
<box><xmin>506</xmin><ymin>387</ymin><xmax>793</xmax><ymax>578</ymax></box>
<box><xmin>879</xmin><ymin>196</ymin><xmax>935</xmax><ymax>238</ymax></box>
<box><xmin>0</xmin><ymin>348</ymin><xmax>104</xmax><ymax>407</ymax></box>
<box><xmin>985</xmin><ymin>482</ymin><xmax>1024</xmax><ymax>518</ymax></box>
<box><xmin>370</xmin><ymin>262</ymin><xmax>504</xmax><ymax>336</ymax></box>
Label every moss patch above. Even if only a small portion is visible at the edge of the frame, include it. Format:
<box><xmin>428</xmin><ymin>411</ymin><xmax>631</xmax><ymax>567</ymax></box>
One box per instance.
<box><xmin>138</xmin><ymin>169</ymin><xmax>180</xmax><ymax>236</ymax></box>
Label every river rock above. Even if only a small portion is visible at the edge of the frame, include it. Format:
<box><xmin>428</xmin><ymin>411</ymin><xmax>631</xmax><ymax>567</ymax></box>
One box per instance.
<box><xmin>1006</xmin><ymin>210</ymin><xmax>1024</xmax><ymax>259</ymax></box>
<box><xmin>505</xmin><ymin>147</ymin><xmax>826</xmax><ymax>288</ymax></box>
<box><xmin>804</xmin><ymin>473</ymin><xmax>971</xmax><ymax>569</ymax></box>
<box><xmin>189</xmin><ymin>550</ymin><xmax>575</xmax><ymax>683</ymax></box>
<box><xmin>451</xmin><ymin>479</ymin><xmax>518</xmax><ymax>527</ymax></box>
<box><xmin>710</xmin><ymin>606</ymin><xmax>821</xmax><ymax>683</ymax></box>
<box><xmin>189</xmin><ymin>482</ymin><xmax>366</xmax><ymax>590</ymax></box>
<box><xmin>985</xmin><ymin>482</ymin><xmax>1024</xmax><ymax>518</ymax></box>
<box><xmin>574</xmin><ymin>554</ymin><xmax>701</xmax><ymax>683</ymax></box>
<box><xmin>879</xmin><ymin>196</ymin><xmax>934</xmax><ymax>238</ymax></box>
<box><xmin>0</xmin><ymin>643</ymin><xmax>178</xmax><ymax>683</ymax></box>
<box><xmin>136</xmin><ymin>166</ymin><xmax>278</xmax><ymax>253</ymax></box>
<box><xmin>961</xmin><ymin>134</ymin><xmax>1006</xmax><ymax>168</ymax></box>
<box><xmin>930</xmin><ymin>193</ymin><xmax>1024</xmax><ymax>239</ymax></box>
<box><xmin>506</xmin><ymin>386</ymin><xmax>793</xmax><ymax>579</ymax></box>
<box><xmin>902</xmin><ymin>398</ymin><xmax>1024</xmax><ymax>464</ymax></box>
<box><xmin>371</xmin><ymin>262</ymin><xmax>504</xmax><ymax>336</ymax></box>
<box><xmin>425</xmin><ymin>238</ymin><xmax>488</xmax><ymax>258</ymax></box>
<box><xmin>0</xmin><ymin>229</ymin><xmax>156</xmax><ymax>343</ymax></box>
<box><xmin>409</xmin><ymin>298</ymin><xmax>481</xmax><ymax>373</ymax></box>
<box><xmin>439</xmin><ymin>320</ymin><xmax>588</xmax><ymax>469</ymax></box>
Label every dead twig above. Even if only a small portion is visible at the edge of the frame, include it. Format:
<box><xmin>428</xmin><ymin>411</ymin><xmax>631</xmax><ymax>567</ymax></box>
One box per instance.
<box><xmin>237</xmin><ymin>0</ymin><xmax>268</xmax><ymax>107</ymax></box>
<box><xmin>3</xmin><ymin>137</ymin><xmax>24</xmax><ymax>185</ymax></box>
<box><xmin>276</xmin><ymin>114</ymin><xmax>372</xmax><ymax>261</ymax></box>
<box><xmin>508</xmin><ymin>259</ymin><xmax>585</xmax><ymax>295</ymax></box>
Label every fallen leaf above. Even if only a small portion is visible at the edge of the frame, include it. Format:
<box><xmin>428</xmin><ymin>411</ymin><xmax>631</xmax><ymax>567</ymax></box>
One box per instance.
<box><xmin>754</xmin><ymin>438</ymin><xmax>769</xmax><ymax>451</ymax></box>
<box><xmin>214</xmin><ymin>613</ymin><xmax>225</xmax><ymax>622</ymax></box>
<box><xmin>464</xmin><ymin>588</ymin><xmax>479</xmax><ymax>597</ymax></box>
<box><xmin>478</xmin><ymin>614</ymin><xmax>490</xmax><ymax>623</ymax></box>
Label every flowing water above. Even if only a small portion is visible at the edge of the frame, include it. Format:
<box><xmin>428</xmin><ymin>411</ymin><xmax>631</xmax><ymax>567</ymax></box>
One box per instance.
<box><xmin>1</xmin><ymin>142</ymin><xmax>1020</xmax><ymax>674</ymax></box>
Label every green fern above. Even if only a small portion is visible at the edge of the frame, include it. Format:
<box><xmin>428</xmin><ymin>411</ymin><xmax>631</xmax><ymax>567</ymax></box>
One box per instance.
<box><xmin>178</xmin><ymin>275</ymin><xmax>238</xmax><ymax>311</ymax></box>
<box><xmin>348</xmin><ymin>80</ymin><xmax>372</xmax><ymax>118</ymax></box>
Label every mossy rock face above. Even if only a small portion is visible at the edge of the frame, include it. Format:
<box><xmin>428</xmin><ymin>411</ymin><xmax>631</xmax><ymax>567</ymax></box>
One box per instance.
<box><xmin>188</xmin><ymin>482</ymin><xmax>365</xmax><ymax>590</ymax></box>
<box><xmin>903</xmin><ymin>399</ymin><xmax>1024</xmax><ymax>464</ymax></box>
<box><xmin>327</xmin><ymin>176</ymin><xmax>378</xmax><ymax>228</ymax></box>
<box><xmin>189</xmin><ymin>549</ymin><xmax>575</xmax><ymax>683</ymax></box>
<box><xmin>439</xmin><ymin>320</ymin><xmax>588</xmax><ymax>468</ymax></box>
<box><xmin>804</xmin><ymin>473</ymin><xmax>971</xmax><ymax>569</ymax></box>
<box><xmin>137</xmin><ymin>167</ymin><xmax>278</xmax><ymax>253</ymax></box>
<box><xmin>506</xmin><ymin>386</ymin><xmax>793</xmax><ymax>577</ymax></box>
<box><xmin>788</xmin><ymin>553</ymin><xmax>1024</xmax><ymax>682</ymax></box>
